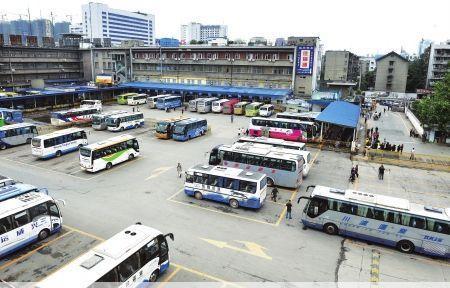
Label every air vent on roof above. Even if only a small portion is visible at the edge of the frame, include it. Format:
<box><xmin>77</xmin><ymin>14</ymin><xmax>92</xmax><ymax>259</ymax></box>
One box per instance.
<box><xmin>131</xmin><ymin>232</ymin><xmax>136</xmax><ymax>236</ymax></box>
<box><xmin>246</xmin><ymin>172</ymin><xmax>254</xmax><ymax>176</ymax></box>
<box><xmin>125</xmin><ymin>230</ymin><xmax>130</xmax><ymax>234</ymax></box>
<box><xmin>329</xmin><ymin>188</ymin><xmax>345</xmax><ymax>194</ymax></box>
<box><xmin>201</xmin><ymin>165</ymin><xmax>210</xmax><ymax>169</ymax></box>
<box><xmin>424</xmin><ymin>206</ymin><xmax>443</xmax><ymax>214</ymax></box>
<box><xmin>80</xmin><ymin>254</ymin><xmax>104</xmax><ymax>270</ymax></box>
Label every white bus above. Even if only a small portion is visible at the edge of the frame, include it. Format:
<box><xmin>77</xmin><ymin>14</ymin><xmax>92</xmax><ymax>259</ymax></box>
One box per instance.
<box><xmin>148</xmin><ymin>94</ymin><xmax>171</xmax><ymax>109</ymax></box>
<box><xmin>276</xmin><ymin>111</ymin><xmax>320</xmax><ymax>122</ymax></box>
<box><xmin>50</xmin><ymin>107</ymin><xmax>101</xmax><ymax>126</ymax></box>
<box><xmin>127</xmin><ymin>93</ymin><xmax>148</xmax><ymax>106</ymax></box>
<box><xmin>212</xmin><ymin>99</ymin><xmax>230</xmax><ymax>113</ymax></box>
<box><xmin>209</xmin><ymin>142</ymin><xmax>304</xmax><ymax>188</ymax></box>
<box><xmin>106</xmin><ymin>112</ymin><xmax>144</xmax><ymax>132</ymax></box>
<box><xmin>37</xmin><ymin>223</ymin><xmax>174</xmax><ymax>287</ymax></box>
<box><xmin>189</xmin><ymin>98</ymin><xmax>201</xmax><ymax>112</ymax></box>
<box><xmin>79</xmin><ymin>135</ymin><xmax>139</xmax><ymax>172</ymax></box>
<box><xmin>0</xmin><ymin>183</ymin><xmax>63</xmax><ymax>258</ymax></box>
<box><xmin>80</xmin><ymin>100</ymin><xmax>102</xmax><ymax>110</ymax></box>
<box><xmin>259</xmin><ymin>104</ymin><xmax>274</xmax><ymax>117</ymax></box>
<box><xmin>0</xmin><ymin>123</ymin><xmax>39</xmax><ymax>150</ymax></box>
<box><xmin>197</xmin><ymin>97</ymin><xmax>218</xmax><ymax>113</ymax></box>
<box><xmin>299</xmin><ymin>185</ymin><xmax>450</xmax><ymax>258</ymax></box>
<box><xmin>236</xmin><ymin>136</ymin><xmax>306</xmax><ymax>151</ymax></box>
<box><xmin>185</xmin><ymin>165</ymin><xmax>267</xmax><ymax>209</ymax></box>
<box><xmin>31</xmin><ymin>128</ymin><xmax>88</xmax><ymax>159</ymax></box>
<box><xmin>92</xmin><ymin>110</ymin><xmax>128</xmax><ymax>130</ymax></box>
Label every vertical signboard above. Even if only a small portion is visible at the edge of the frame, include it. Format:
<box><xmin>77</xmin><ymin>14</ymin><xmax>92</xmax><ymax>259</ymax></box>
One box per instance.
<box><xmin>295</xmin><ymin>46</ymin><xmax>315</xmax><ymax>75</ymax></box>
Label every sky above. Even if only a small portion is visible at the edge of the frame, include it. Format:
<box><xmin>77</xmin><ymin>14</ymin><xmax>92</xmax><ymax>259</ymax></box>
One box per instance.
<box><xmin>3</xmin><ymin>0</ymin><xmax>449</xmax><ymax>55</ymax></box>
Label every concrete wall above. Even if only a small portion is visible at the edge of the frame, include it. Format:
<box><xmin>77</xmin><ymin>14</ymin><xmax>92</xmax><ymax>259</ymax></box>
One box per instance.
<box><xmin>405</xmin><ymin>106</ymin><xmax>423</xmax><ymax>136</ymax></box>
<box><xmin>375</xmin><ymin>53</ymin><xmax>408</xmax><ymax>93</ymax></box>
<box><xmin>324</xmin><ymin>51</ymin><xmax>348</xmax><ymax>81</ymax></box>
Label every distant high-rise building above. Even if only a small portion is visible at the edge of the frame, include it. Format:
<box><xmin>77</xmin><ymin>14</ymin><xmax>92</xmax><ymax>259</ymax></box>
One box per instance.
<box><xmin>426</xmin><ymin>40</ymin><xmax>450</xmax><ymax>88</ymax></box>
<box><xmin>180</xmin><ymin>22</ymin><xmax>227</xmax><ymax>44</ymax></box>
<box><xmin>418</xmin><ymin>39</ymin><xmax>433</xmax><ymax>56</ymax></box>
<box><xmin>0</xmin><ymin>18</ymin><xmax>53</xmax><ymax>45</ymax></box>
<box><xmin>359</xmin><ymin>56</ymin><xmax>376</xmax><ymax>76</ymax></box>
<box><xmin>82</xmin><ymin>2</ymin><xmax>155</xmax><ymax>46</ymax></box>
<box><xmin>275</xmin><ymin>38</ymin><xmax>286</xmax><ymax>46</ymax></box>
<box><xmin>53</xmin><ymin>21</ymin><xmax>70</xmax><ymax>41</ymax></box>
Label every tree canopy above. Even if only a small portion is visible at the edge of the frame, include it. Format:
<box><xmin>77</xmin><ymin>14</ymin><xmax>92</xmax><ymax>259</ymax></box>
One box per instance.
<box><xmin>406</xmin><ymin>47</ymin><xmax>429</xmax><ymax>92</ymax></box>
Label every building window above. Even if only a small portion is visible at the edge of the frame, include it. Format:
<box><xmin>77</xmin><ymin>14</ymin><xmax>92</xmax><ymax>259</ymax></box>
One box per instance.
<box><xmin>389</xmin><ymin>61</ymin><xmax>395</xmax><ymax>66</ymax></box>
<box><xmin>234</xmin><ymin>53</ymin><xmax>240</xmax><ymax>59</ymax></box>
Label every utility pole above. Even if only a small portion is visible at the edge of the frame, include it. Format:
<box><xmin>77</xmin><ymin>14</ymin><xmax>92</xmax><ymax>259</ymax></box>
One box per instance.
<box><xmin>50</xmin><ymin>12</ymin><xmax>55</xmax><ymax>39</ymax></box>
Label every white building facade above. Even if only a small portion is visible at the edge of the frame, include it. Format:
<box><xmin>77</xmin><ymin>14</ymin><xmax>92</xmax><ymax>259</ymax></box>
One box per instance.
<box><xmin>426</xmin><ymin>40</ymin><xmax>450</xmax><ymax>88</ymax></box>
<box><xmin>70</xmin><ymin>23</ymin><xmax>83</xmax><ymax>35</ymax></box>
<box><xmin>82</xmin><ymin>2</ymin><xmax>154</xmax><ymax>46</ymax></box>
<box><xmin>180</xmin><ymin>22</ymin><xmax>227</xmax><ymax>44</ymax></box>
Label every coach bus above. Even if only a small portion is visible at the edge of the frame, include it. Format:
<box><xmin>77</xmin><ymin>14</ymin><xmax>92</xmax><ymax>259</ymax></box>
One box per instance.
<box><xmin>0</xmin><ymin>183</ymin><xmax>63</xmax><ymax>258</ymax></box>
<box><xmin>106</xmin><ymin>112</ymin><xmax>144</xmax><ymax>132</ymax></box>
<box><xmin>209</xmin><ymin>142</ymin><xmax>304</xmax><ymax>188</ymax></box>
<box><xmin>80</xmin><ymin>100</ymin><xmax>102</xmax><ymax>110</ymax></box>
<box><xmin>185</xmin><ymin>164</ymin><xmax>267</xmax><ymax>209</ymax></box>
<box><xmin>0</xmin><ymin>123</ymin><xmax>38</xmax><ymax>150</ymax></box>
<box><xmin>156</xmin><ymin>96</ymin><xmax>182</xmax><ymax>110</ymax></box>
<box><xmin>299</xmin><ymin>185</ymin><xmax>450</xmax><ymax>258</ymax></box>
<box><xmin>37</xmin><ymin>223</ymin><xmax>174</xmax><ymax>287</ymax></box>
<box><xmin>172</xmin><ymin>118</ymin><xmax>207</xmax><ymax>141</ymax></box>
<box><xmin>79</xmin><ymin>135</ymin><xmax>139</xmax><ymax>172</ymax></box>
<box><xmin>249</xmin><ymin>117</ymin><xmax>307</xmax><ymax>142</ymax></box>
<box><xmin>197</xmin><ymin>97</ymin><xmax>218</xmax><ymax>113</ymax></box>
<box><xmin>188</xmin><ymin>98</ymin><xmax>201</xmax><ymax>112</ymax></box>
<box><xmin>276</xmin><ymin>111</ymin><xmax>320</xmax><ymax>122</ymax></box>
<box><xmin>127</xmin><ymin>93</ymin><xmax>148</xmax><ymax>106</ymax></box>
<box><xmin>92</xmin><ymin>110</ymin><xmax>127</xmax><ymax>130</ymax></box>
<box><xmin>236</xmin><ymin>136</ymin><xmax>306</xmax><ymax>151</ymax></box>
<box><xmin>31</xmin><ymin>128</ymin><xmax>87</xmax><ymax>159</ymax></box>
<box><xmin>233</xmin><ymin>101</ymin><xmax>249</xmax><ymax>115</ymax></box>
<box><xmin>222</xmin><ymin>98</ymin><xmax>240</xmax><ymax>115</ymax></box>
<box><xmin>148</xmin><ymin>94</ymin><xmax>171</xmax><ymax>109</ymax></box>
<box><xmin>259</xmin><ymin>104</ymin><xmax>275</xmax><ymax>117</ymax></box>
<box><xmin>0</xmin><ymin>108</ymin><xmax>23</xmax><ymax>124</ymax></box>
<box><xmin>155</xmin><ymin>117</ymin><xmax>187</xmax><ymax>139</ymax></box>
<box><xmin>245</xmin><ymin>102</ymin><xmax>263</xmax><ymax>117</ymax></box>
<box><xmin>212</xmin><ymin>99</ymin><xmax>230</xmax><ymax>113</ymax></box>
<box><xmin>117</xmin><ymin>93</ymin><xmax>138</xmax><ymax>105</ymax></box>
<box><xmin>50</xmin><ymin>107</ymin><xmax>101</xmax><ymax>126</ymax></box>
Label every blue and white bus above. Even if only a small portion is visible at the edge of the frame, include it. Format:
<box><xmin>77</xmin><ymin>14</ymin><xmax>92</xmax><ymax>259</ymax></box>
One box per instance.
<box><xmin>0</xmin><ymin>183</ymin><xmax>63</xmax><ymax>258</ymax></box>
<box><xmin>172</xmin><ymin>118</ymin><xmax>207</xmax><ymax>141</ymax></box>
<box><xmin>299</xmin><ymin>185</ymin><xmax>450</xmax><ymax>258</ymax></box>
<box><xmin>185</xmin><ymin>165</ymin><xmax>267</xmax><ymax>209</ymax></box>
<box><xmin>92</xmin><ymin>110</ymin><xmax>128</xmax><ymax>130</ymax></box>
<box><xmin>31</xmin><ymin>128</ymin><xmax>88</xmax><ymax>159</ymax></box>
<box><xmin>209</xmin><ymin>142</ymin><xmax>304</xmax><ymax>188</ymax></box>
<box><xmin>106</xmin><ymin>112</ymin><xmax>145</xmax><ymax>132</ymax></box>
<box><xmin>37</xmin><ymin>224</ymin><xmax>174</xmax><ymax>287</ymax></box>
<box><xmin>0</xmin><ymin>123</ymin><xmax>39</xmax><ymax>150</ymax></box>
<box><xmin>0</xmin><ymin>108</ymin><xmax>23</xmax><ymax>124</ymax></box>
<box><xmin>50</xmin><ymin>107</ymin><xmax>101</xmax><ymax>126</ymax></box>
<box><xmin>156</xmin><ymin>96</ymin><xmax>182</xmax><ymax>110</ymax></box>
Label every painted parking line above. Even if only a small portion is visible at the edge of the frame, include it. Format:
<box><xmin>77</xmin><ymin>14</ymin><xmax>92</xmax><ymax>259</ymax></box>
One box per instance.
<box><xmin>170</xmin><ymin>263</ymin><xmax>243</xmax><ymax>288</ymax></box>
<box><xmin>370</xmin><ymin>249</ymin><xmax>381</xmax><ymax>283</ymax></box>
<box><xmin>274</xmin><ymin>189</ymin><xmax>298</xmax><ymax>226</ymax></box>
<box><xmin>157</xmin><ymin>266</ymin><xmax>182</xmax><ymax>288</ymax></box>
<box><xmin>145</xmin><ymin>166</ymin><xmax>173</xmax><ymax>181</ymax></box>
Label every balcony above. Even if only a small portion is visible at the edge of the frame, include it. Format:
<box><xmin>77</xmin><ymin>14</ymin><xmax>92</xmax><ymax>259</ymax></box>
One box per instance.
<box><xmin>132</xmin><ymin>57</ymin><xmax>293</xmax><ymax>67</ymax></box>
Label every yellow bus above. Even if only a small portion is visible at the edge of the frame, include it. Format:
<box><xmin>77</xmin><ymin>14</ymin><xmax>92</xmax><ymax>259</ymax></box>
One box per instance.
<box><xmin>233</xmin><ymin>101</ymin><xmax>249</xmax><ymax>115</ymax></box>
<box><xmin>155</xmin><ymin>117</ymin><xmax>188</xmax><ymax>139</ymax></box>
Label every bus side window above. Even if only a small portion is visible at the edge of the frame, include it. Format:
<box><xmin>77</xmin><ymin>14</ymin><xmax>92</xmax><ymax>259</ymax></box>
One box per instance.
<box><xmin>222</xmin><ymin>178</ymin><xmax>234</xmax><ymax>189</ymax></box>
<box><xmin>117</xmin><ymin>252</ymin><xmax>140</xmax><ymax>282</ymax></box>
<box><xmin>96</xmin><ymin>268</ymin><xmax>119</xmax><ymax>283</ymax></box>
<box><xmin>0</xmin><ymin>216</ymin><xmax>13</xmax><ymax>234</ymax></box>
<box><xmin>185</xmin><ymin>173</ymin><xmax>194</xmax><ymax>183</ymax></box>
<box><xmin>373</xmin><ymin>209</ymin><xmax>386</xmax><ymax>221</ymax></box>
<box><xmin>140</xmin><ymin>238</ymin><xmax>160</xmax><ymax>266</ymax></box>
<box><xmin>32</xmin><ymin>126</ymin><xmax>38</xmax><ymax>134</ymax></box>
<box><xmin>13</xmin><ymin>210</ymin><xmax>31</xmax><ymax>228</ymax></box>
<box><xmin>29</xmin><ymin>203</ymin><xmax>49</xmax><ymax>221</ymax></box>
<box><xmin>409</xmin><ymin>216</ymin><xmax>426</xmax><ymax>229</ymax></box>
<box><xmin>207</xmin><ymin>174</ymin><xmax>218</xmax><ymax>186</ymax></box>
<box><xmin>47</xmin><ymin>202</ymin><xmax>60</xmax><ymax>217</ymax></box>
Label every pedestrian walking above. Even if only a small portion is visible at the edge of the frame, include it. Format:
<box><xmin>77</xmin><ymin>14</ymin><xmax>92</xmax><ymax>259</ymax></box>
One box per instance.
<box><xmin>271</xmin><ymin>187</ymin><xmax>278</xmax><ymax>202</ymax></box>
<box><xmin>132</xmin><ymin>107</ymin><xmax>135</xmax><ymax>112</ymax></box>
<box><xmin>176</xmin><ymin>162</ymin><xmax>182</xmax><ymax>178</ymax></box>
<box><xmin>378</xmin><ymin>164</ymin><xmax>385</xmax><ymax>180</ymax></box>
<box><xmin>285</xmin><ymin>200</ymin><xmax>293</xmax><ymax>219</ymax></box>
<box><xmin>410</xmin><ymin>147</ymin><xmax>415</xmax><ymax>160</ymax></box>
<box><xmin>384</xmin><ymin>108</ymin><xmax>386</xmax><ymax>113</ymax></box>
<box><xmin>400</xmin><ymin>144</ymin><xmax>403</xmax><ymax>154</ymax></box>
<box><xmin>230</xmin><ymin>114</ymin><xmax>234</xmax><ymax>123</ymax></box>
<box><xmin>355</xmin><ymin>164</ymin><xmax>359</xmax><ymax>178</ymax></box>
<box><xmin>181</xmin><ymin>108</ymin><xmax>184</xmax><ymax>115</ymax></box>
<box><xmin>245</xmin><ymin>128</ymin><xmax>249</xmax><ymax>136</ymax></box>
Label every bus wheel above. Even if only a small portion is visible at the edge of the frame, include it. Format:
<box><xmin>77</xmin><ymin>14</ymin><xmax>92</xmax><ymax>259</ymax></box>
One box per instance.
<box><xmin>26</xmin><ymin>138</ymin><xmax>32</xmax><ymax>144</ymax></box>
<box><xmin>78</xmin><ymin>144</ymin><xmax>83</xmax><ymax>149</ymax></box>
<box><xmin>134</xmin><ymin>124</ymin><xmax>139</xmax><ymax>129</ymax></box>
<box><xmin>128</xmin><ymin>154</ymin><xmax>134</xmax><ymax>160</ymax></box>
<box><xmin>267</xmin><ymin>178</ymin><xmax>275</xmax><ymax>187</ymax></box>
<box><xmin>397</xmin><ymin>240</ymin><xmax>415</xmax><ymax>254</ymax></box>
<box><xmin>38</xmin><ymin>229</ymin><xmax>50</xmax><ymax>240</ymax></box>
<box><xmin>323</xmin><ymin>223</ymin><xmax>338</xmax><ymax>235</ymax></box>
<box><xmin>229</xmin><ymin>199</ymin><xmax>239</xmax><ymax>209</ymax></box>
<box><xmin>120</xmin><ymin>127</ymin><xmax>124</xmax><ymax>132</ymax></box>
<box><xmin>194</xmin><ymin>191</ymin><xmax>203</xmax><ymax>200</ymax></box>
<box><xmin>56</xmin><ymin>150</ymin><xmax>62</xmax><ymax>157</ymax></box>
<box><xmin>106</xmin><ymin>162</ymin><xmax>112</xmax><ymax>170</ymax></box>
<box><xmin>149</xmin><ymin>269</ymin><xmax>159</xmax><ymax>282</ymax></box>
<box><xmin>0</xmin><ymin>144</ymin><xmax>6</xmax><ymax>150</ymax></box>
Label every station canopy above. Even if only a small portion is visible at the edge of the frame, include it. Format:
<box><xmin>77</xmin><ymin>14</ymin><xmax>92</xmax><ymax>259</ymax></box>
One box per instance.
<box><xmin>316</xmin><ymin>101</ymin><xmax>360</xmax><ymax>129</ymax></box>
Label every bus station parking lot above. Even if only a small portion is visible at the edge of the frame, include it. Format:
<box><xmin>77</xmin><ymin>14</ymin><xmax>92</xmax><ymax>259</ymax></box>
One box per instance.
<box><xmin>0</xmin><ymin>103</ymin><xmax>449</xmax><ymax>284</ymax></box>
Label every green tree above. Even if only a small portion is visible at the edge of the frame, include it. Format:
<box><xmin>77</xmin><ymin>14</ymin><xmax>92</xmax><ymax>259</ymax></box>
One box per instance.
<box><xmin>412</xmin><ymin>72</ymin><xmax>450</xmax><ymax>134</ymax></box>
<box><xmin>189</xmin><ymin>40</ymin><xmax>197</xmax><ymax>44</ymax></box>
<box><xmin>406</xmin><ymin>47</ymin><xmax>430</xmax><ymax>92</ymax></box>
<box><xmin>360</xmin><ymin>71</ymin><xmax>375</xmax><ymax>91</ymax></box>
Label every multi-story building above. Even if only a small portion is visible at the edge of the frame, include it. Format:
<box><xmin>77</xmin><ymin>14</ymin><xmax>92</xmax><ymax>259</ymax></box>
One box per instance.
<box><xmin>374</xmin><ymin>51</ymin><xmax>408</xmax><ymax>93</ymax></box>
<box><xmin>180</xmin><ymin>22</ymin><xmax>227</xmax><ymax>44</ymax></box>
<box><xmin>53</xmin><ymin>22</ymin><xmax>70</xmax><ymax>41</ymax></box>
<box><xmin>0</xmin><ymin>46</ymin><xmax>83</xmax><ymax>86</ymax></box>
<box><xmin>70</xmin><ymin>23</ymin><xmax>83</xmax><ymax>35</ymax></box>
<box><xmin>82</xmin><ymin>2</ymin><xmax>155</xmax><ymax>46</ymax></box>
<box><xmin>426</xmin><ymin>40</ymin><xmax>450</xmax><ymax>88</ymax></box>
<box><xmin>0</xmin><ymin>19</ymin><xmax>53</xmax><ymax>45</ymax></box>
<box><xmin>359</xmin><ymin>56</ymin><xmax>376</xmax><ymax>76</ymax></box>
<box><xmin>323</xmin><ymin>50</ymin><xmax>360</xmax><ymax>82</ymax></box>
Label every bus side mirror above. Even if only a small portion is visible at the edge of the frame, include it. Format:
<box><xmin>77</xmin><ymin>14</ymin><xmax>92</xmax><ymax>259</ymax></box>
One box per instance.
<box><xmin>164</xmin><ymin>233</ymin><xmax>174</xmax><ymax>241</ymax></box>
<box><xmin>38</xmin><ymin>188</ymin><xmax>49</xmax><ymax>195</ymax></box>
<box><xmin>56</xmin><ymin>199</ymin><xmax>66</xmax><ymax>206</ymax></box>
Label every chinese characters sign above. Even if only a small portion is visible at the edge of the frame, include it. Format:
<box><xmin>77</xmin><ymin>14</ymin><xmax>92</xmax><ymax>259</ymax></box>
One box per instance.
<box><xmin>295</xmin><ymin>46</ymin><xmax>315</xmax><ymax>75</ymax></box>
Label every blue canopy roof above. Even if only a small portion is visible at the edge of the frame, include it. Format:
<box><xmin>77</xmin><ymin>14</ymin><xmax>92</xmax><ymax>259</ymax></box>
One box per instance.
<box><xmin>316</xmin><ymin>101</ymin><xmax>361</xmax><ymax>129</ymax></box>
<box><xmin>119</xmin><ymin>82</ymin><xmax>290</xmax><ymax>99</ymax></box>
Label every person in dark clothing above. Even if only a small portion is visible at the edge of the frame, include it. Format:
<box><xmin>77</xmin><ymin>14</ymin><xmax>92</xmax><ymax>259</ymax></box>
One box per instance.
<box><xmin>355</xmin><ymin>165</ymin><xmax>359</xmax><ymax>178</ymax></box>
<box><xmin>271</xmin><ymin>187</ymin><xmax>278</xmax><ymax>202</ymax></box>
<box><xmin>230</xmin><ymin>114</ymin><xmax>234</xmax><ymax>123</ymax></box>
<box><xmin>378</xmin><ymin>164</ymin><xmax>385</xmax><ymax>180</ymax></box>
<box><xmin>391</xmin><ymin>144</ymin><xmax>396</xmax><ymax>152</ymax></box>
<box><xmin>245</xmin><ymin>129</ymin><xmax>249</xmax><ymax>136</ymax></box>
<box><xmin>400</xmin><ymin>144</ymin><xmax>404</xmax><ymax>154</ymax></box>
<box><xmin>286</xmin><ymin>200</ymin><xmax>292</xmax><ymax>219</ymax></box>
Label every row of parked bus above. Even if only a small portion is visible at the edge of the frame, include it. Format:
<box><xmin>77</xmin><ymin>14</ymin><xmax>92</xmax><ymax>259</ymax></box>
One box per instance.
<box><xmin>155</xmin><ymin>117</ymin><xmax>208</xmax><ymax>141</ymax></box>
<box><xmin>188</xmin><ymin>97</ymin><xmax>275</xmax><ymax>117</ymax></box>
<box><xmin>116</xmin><ymin>93</ymin><xmax>184</xmax><ymax>111</ymax></box>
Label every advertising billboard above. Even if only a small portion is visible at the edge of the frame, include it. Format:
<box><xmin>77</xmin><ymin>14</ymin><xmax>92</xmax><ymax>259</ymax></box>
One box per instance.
<box><xmin>295</xmin><ymin>46</ymin><xmax>315</xmax><ymax>75</ymax></box>
<box><xmin>9</xmin><ymin>35</ymin><xmax>23</xmax><ymax>46</ymax></box>
<box><xmin>26</xmin><ymin>36</ymin><xmax>38</xmax><ymax>47</ymax></box>
<box><xmin>95</xmin><ymin>74</ymin><xmax>113</xmax><ymax>85</ymax></box>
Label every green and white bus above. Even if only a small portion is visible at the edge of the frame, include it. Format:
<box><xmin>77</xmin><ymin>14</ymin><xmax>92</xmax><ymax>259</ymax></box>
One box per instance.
<box><xmin>79</xmin><ymin>135</ymin><xmax>139</xmax><ymax>172</ymax></box>
<box><xmin>117</xmin><ymin>93</ymin><xmax>138</xmax><ymax>105</ymax></box>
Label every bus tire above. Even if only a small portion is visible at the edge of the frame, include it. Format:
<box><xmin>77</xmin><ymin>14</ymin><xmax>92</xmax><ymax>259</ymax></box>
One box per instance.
<box><xmin>106</xmin><ymin>162</ymin><xmax>112</xmax><ymax>170</ymax></box>
<box><xmin>149</xmin><ymin>269</ymin><xmax>159</xmax><ymax>282</ymax></box>
<box><xmin>120</xmin><ymin>127</ymin><xmax>124</xmax><ymax>132</ymax></box>
<box><xmin>134</xmin><ymin>124</ymin><xmax>139</xmax><ymax>129</ymax></box>
<box><xmin>26</xmin><ymin>138</ymin><xmax>32</xmax><ymax>144</ymax></box>
<box><xmin>397</xmin><ymin>240</ymin><xmax>415</xmax><ymax>254</ymax></box>
<box><xmin>56</xmin><ymin>150</ymin><xmax>62</xmax><ymax>157</ymax></box>
<box><xmin>267</xmin><ymin>178</ymin><xmax>275</xmax><ymax>187</ymax></box>
<box><xmin>323</xmin><ymin>223</ymin><xmax>338</xmax><ymax>235</ymax></box>
<box><xmin>38</xmin><ymin>229</ymin><xmax>50</xmax><ymax>240</ymax></box>
<box><xmin>194</xmin><ymin>191</ymin><xmax>203</xmax><ymax>200</ymax></box>
<box><xmin>0</xmin><ymin>143</ymin><xmax>6</xmax><ymax>150</ymax></box>
<box><xmin>128</xmin><ymin>154</ymin><xmax>134</xmax><ymax>160</ymax></box>
<box><xmin>78</xmin><ymin>144</ymin><xmax>83</xmax><ymax>149</ymax></box>
<box><xmin>229</xmin><ymin>199</ymin><xmax>239</xmax><ymax>209</ymax></box>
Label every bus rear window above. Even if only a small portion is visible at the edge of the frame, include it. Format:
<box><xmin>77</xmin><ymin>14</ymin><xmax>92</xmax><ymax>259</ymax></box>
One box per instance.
<box><xmin>80</xmin><ymin>148</ymin><xmax>92</xmax><ymax>157</ymax></box>
<box><xmin>32</xmin><ymin>138</ymin><xmax>41</xmax><ymax>147</ymax></box>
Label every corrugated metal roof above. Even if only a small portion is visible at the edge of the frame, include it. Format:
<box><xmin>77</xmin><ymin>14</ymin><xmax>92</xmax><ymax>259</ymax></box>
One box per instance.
<box><xmin>316</xmin><ymin>101</ymin><xmax>361</xmax><ymax>129</ymax></box>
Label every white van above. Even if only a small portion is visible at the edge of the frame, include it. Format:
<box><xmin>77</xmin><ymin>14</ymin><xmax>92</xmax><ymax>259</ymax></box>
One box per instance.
<box><xmin>259</xmin><ymin>104</ymin><xmax>274</xmax><ymax>117</ymax></box>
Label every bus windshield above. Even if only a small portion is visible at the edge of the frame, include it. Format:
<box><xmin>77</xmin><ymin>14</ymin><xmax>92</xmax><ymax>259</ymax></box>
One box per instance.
<box><xmin>31</xmin><ymin>138</ymin><xmax>41</xmax><ymax>147</ymax></box>
<box><xmin>156</xmin><ymin>122</ymin><xmax>169</xmax><ymax>133</ymax></box>
<box><xmin>106</xmin><ymin>118</ymin><xmax>119</xmax><ymax>127</ymax></box>
<box><xmin>79</xmin><ymin>147</ymin><xmax>92</xmax><ymax>157</ymax></box>
<box><xmin>92</xmin><ymin>115</ymin><xmax>103</xmax><ymax>125</ymax></box>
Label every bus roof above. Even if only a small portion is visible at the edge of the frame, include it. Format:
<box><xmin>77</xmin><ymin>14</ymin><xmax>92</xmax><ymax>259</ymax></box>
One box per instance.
<box><xmin>0</xmin><ymin>122</ymin><xmax>36</xmax><ymax>131</ymax></box>
<box><xmin>130</xmin><ymin>93</ymin><xmax>147</xmax><ymax>97</ymax></box>
<box><xmin>237</xmin><ymin>136</ymin><xmax>306</xmax><ymax>148</ymax></box>
<box><xmin>82</xmin><ymin>134</ymin><xmax>136</xmax><ymax>151</ymax></box>
<box><xmin>213</xmin><ymin>99</ymin><xmax>230</xmax><ymax>104</ymax></box>
<box><xmin>37</xmin><ymin>225</ymin><xmax>163</xmax><ymax>288</ymax></box>
<box><xmin>277</xmin><ymin>111</ymin><xmax>320</xmax><ymax>119</ymax></box>
<box><xmin>0</xmin><ymin>191</ymin><xmax>52</xmax><ymax>216</ymax></box>
<box><xmin>81</xmin><ymin>100</ymin><xmax>101</xmax><ymax>103</ymax></box>
<box><xmin>118</xmin><ymin>92</ymin><xmax>138</xmax><ymax>97</ymax></box>
<box><xmin>175</xmin><ymin>118</ymin><xmax>205</xmax><ymax>125</ymax></box>
<box><xmin>260</xmin><ymin>104</ymin><xmax>274</xmax><ymax>108</ymax></box>
<box><xmin>33</xmin><ymin>128</ymin><xmax>85</xmax><ymax>140</ymax></box>
<box><xmin>252</xmin><ymin>116</ymin><xmax>309</xmax><ymax>124</ymax></box>
<box><xmin>189</xmin><ymin>164</ymin><xmax>265</xmax><ymax>182</ymax></box>
<box><xmin>235</xmin><ymin>101</ymin><xmax>250</xmax><ymax>106</ymax></box>
<box><xmin>157</xmin><ymin>117</ymin><xmax>189</xmax><ymax>124</ymax></box>
<box><xmin>52</xmin><ymin>107</ymin><xmax>99</xmax><ymax>114</ymax></box>
<box><xmin>93</xmin><ymin>110</ymin><xmax>127</xmax><ymax>117</ymax></box>
<box><xmin>311</xmin><ymin>185</ymin><xmax>450</xmax><ymax>221</ymax></box>
<box><xmin>225</xmin><ymin>142</ymin><xmax>302</xmax><ymax>162</ymax></box>
<box><xmin>160</xmin><ymin>95</ymin><xmax>181</xmax><ymax>100</ymax></box>
<box><xmin>198</xmin><ymin>97</ymin><xmax>218</xmax><ymax>102</ymax></box>
<box><xmin>247</xmin><ymin>102</ymin><xmax>262</xmax><ymax>107</ymax></box>
<box><xmin>107</xmin><ymin>111</ymin><xmax>143</xmax><ymax>119</ymax></box>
